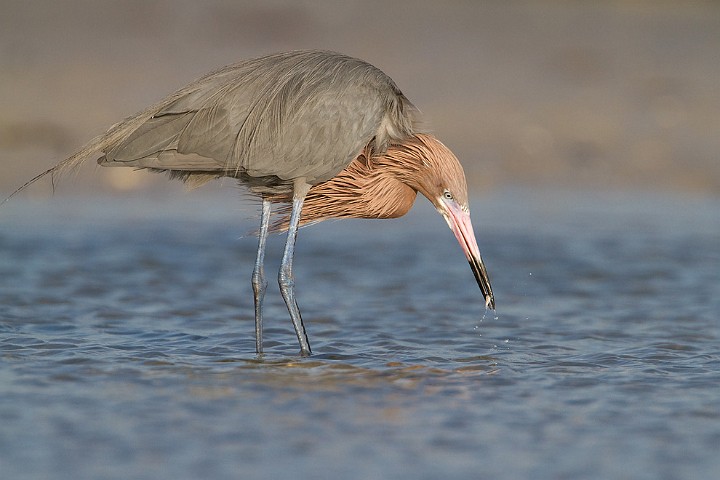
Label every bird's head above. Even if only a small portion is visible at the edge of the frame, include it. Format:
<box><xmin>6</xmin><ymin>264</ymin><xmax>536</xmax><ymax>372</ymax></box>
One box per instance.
<box><xmin>388</xmin><ymin>134</ymin><xmax>495</xmax><ymax>310</ymax></box>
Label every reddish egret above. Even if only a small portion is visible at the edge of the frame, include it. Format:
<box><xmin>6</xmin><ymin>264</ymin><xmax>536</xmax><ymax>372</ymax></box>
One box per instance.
<box><xmin>6</xmin><ymin>50</ymin><xmax>494</xmax><ymax>356</ymax></box>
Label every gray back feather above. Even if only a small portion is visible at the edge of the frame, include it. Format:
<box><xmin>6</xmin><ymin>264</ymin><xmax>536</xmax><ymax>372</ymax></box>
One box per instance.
<box><xmin>3</xmin><ymin>50</ymin><xmax>421</xmax><ymax>203</ymax></box>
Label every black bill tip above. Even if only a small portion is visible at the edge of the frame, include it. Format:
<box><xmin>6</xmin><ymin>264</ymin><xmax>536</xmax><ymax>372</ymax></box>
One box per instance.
<box><xmin>469</xmin><ymin>258</ymin><xmax>495</xmax><ymax>310</ymax></box>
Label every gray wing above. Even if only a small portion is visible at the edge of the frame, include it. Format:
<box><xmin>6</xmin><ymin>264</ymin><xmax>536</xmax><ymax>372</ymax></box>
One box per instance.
<box><xmin>99</xmin><ymin>50</ymin><xmax>420</xmax><ymax>185</ymax></box>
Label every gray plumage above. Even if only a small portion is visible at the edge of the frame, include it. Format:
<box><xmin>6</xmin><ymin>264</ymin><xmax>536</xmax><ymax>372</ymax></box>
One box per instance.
<box><xmin>103</xmin><ymin>51</ymin><xmax>420</xmax><ymax>194</ymax></box>
<box><xmin>5</xmin><ymin>51</ymin><xmax>420</xmax><ymax>199</ymax></box>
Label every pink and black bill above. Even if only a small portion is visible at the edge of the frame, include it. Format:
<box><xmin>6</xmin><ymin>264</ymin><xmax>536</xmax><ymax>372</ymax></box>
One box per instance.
<box><xmin>442</xmin><ymin>199</ymin><xmax>495</xmax><ymax>310</ymax></box>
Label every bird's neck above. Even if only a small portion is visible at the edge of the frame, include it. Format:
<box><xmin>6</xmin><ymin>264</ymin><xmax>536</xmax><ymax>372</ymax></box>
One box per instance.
<box><xmin>295</xmin><ymin>154</ymin><xmax>417</xmax><ymax>226</ymax></box>
<box><xmin>267</xmin><ymin>138</ymin><xmax>441</xmax><ymax>232</ymax></box>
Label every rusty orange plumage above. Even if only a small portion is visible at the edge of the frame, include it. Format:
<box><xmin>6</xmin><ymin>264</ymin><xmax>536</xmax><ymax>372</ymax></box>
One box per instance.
<box><xmin>271</xmin><ymin>134</ymin><xmax>468</xmax><ymax>227</ymax></box>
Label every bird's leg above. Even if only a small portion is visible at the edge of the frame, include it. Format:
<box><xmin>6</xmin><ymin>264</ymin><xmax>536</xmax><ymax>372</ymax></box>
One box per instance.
<box><xmin>279</xmin><ymin>180</ymin><xmax>312</xmax><ymax>356</ymax></box>
<box><xmin>252</xmin><ymin>198</ymin><xmax>272</xmax><ymax>355</ymax></box>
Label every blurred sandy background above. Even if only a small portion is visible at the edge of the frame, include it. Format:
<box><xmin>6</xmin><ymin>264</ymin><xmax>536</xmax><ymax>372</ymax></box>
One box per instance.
<box><xmin>1</xmin><ymin>0</ymin><xmax>719</xmax><ymax>199</ymax></box>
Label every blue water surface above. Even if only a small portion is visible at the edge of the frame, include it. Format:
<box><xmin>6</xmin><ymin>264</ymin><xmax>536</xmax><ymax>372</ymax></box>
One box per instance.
<box><xmin>1</xmin><ymin>189</ymin><xmax>718</xmax><ymax>480</ymax></box>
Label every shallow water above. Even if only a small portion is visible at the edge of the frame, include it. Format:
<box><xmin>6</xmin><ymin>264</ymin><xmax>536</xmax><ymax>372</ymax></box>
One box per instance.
<box><xmin>1</xmin><ymin>190</ymin><xmax>719</xmax><ymax>480</ymax></box>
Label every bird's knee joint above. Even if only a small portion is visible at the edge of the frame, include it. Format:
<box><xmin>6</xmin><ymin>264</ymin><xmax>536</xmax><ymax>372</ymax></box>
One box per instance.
<box><xmin>252</xmin><ymin>278</ymin><xmax>267</xmax><ymax>295</ymax></box>
<box><xmin>252</xmin><ymin>270</ymin><xmax>267</xmax><ymax>293</ymax></box>
<box><xmin>278</xmin><ymin>269</ymin><xmax>294</xmax><ymax>291</ymax></box>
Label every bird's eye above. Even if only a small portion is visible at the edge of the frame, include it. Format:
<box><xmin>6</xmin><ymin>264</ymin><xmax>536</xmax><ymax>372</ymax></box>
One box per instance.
<box><xmin>443</xmin><ymin>190</ymin><xmax>454</xmax><ymax>200</ymax></box>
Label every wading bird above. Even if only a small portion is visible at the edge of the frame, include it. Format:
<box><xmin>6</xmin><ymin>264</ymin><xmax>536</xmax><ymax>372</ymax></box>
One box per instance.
<box><xmin>6</xmin><ymin>50</ymin><xmax>494</xmax><ymax>356</ymax></box>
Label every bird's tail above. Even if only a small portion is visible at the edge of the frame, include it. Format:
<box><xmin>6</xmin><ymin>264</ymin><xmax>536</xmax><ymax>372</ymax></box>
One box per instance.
<box><xmin>1</xmin><ymin>133</ymin><xmax>103</xmax><ymax>207</ymax></box>
<box><xmin>1</xmin><ymin>95</ymin><xmax>171</xmax><ymax>207</ymax></box>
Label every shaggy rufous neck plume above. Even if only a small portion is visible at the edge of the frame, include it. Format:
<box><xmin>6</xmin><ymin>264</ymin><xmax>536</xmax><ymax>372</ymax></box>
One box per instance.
<box><xmin>268</xmin><ymin>133</ymin><xmax>469</xmax><ymax>232</ymax></box>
